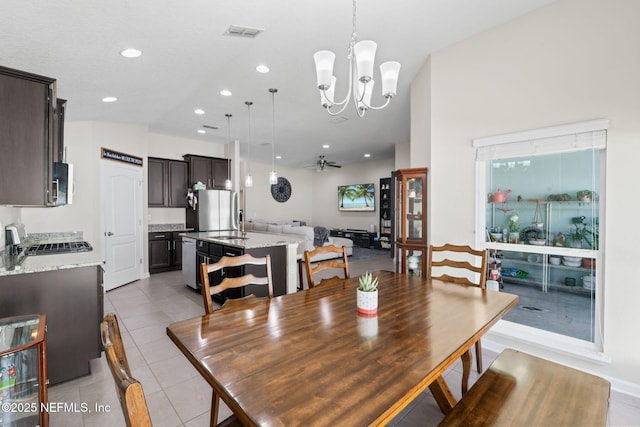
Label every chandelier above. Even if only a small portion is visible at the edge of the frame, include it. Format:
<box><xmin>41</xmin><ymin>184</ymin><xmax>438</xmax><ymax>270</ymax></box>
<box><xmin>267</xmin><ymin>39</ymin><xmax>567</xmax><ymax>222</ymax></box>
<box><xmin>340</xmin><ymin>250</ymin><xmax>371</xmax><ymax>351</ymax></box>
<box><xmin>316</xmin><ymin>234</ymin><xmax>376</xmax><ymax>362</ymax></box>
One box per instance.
<box><xmin>313</xmin><ymin>0</ymin><xmax>400</xmax><ymax>117</ymax></box>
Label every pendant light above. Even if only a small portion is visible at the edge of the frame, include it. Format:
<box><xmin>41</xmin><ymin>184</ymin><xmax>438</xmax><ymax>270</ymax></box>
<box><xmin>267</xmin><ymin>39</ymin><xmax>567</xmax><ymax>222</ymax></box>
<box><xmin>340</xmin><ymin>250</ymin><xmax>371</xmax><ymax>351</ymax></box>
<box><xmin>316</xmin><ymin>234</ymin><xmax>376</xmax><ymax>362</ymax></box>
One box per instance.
<box><xmin>224</xmin><ymin>114</ymin><xmax>232</xmax><ymax>190</ymax></box>
<box><xmin>244</xmin><ymin>101</ymin><xmax>254</xmax><ymax>188</ymax></box>
<box><xmin>268</xmin><ymin>88</ymin><xmax>278</xmax><ymax>185</ymax></box>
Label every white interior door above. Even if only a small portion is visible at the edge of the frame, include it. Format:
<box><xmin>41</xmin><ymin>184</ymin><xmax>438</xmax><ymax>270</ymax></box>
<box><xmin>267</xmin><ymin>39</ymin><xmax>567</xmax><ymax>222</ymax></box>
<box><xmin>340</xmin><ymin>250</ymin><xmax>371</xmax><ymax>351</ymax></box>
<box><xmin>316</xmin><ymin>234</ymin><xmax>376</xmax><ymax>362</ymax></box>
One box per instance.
<box><xmin>101</xmin><ymin>161</ymin><xmax>142</xmax><ymax>291</ymax></box>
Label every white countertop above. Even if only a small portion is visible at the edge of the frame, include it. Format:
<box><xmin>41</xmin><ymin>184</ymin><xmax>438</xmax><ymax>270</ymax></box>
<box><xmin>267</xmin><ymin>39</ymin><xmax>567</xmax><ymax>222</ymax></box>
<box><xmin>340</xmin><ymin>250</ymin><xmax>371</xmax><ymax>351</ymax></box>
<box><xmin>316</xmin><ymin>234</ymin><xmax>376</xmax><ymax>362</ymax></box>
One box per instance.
<box><xmin>181</xmin><ymin>231</ymin><xmax>302</xmax><ymax>249</ymax></box>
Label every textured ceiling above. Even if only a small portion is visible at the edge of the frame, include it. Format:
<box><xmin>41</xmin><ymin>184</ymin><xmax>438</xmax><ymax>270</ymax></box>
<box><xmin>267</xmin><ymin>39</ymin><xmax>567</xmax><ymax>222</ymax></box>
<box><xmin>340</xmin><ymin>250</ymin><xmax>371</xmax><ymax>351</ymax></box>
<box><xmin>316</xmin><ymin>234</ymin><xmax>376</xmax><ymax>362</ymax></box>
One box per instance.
<box><xmin>0</xmin><ymin>0</ymin><xmax>553</xmax><ymax>168</ymax></box>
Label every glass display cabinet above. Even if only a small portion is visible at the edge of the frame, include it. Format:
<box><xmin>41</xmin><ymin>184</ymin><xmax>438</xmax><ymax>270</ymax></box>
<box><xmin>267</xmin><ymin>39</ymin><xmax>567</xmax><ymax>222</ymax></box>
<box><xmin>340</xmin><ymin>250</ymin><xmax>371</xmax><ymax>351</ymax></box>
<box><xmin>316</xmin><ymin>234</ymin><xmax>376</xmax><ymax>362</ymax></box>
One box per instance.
<box><xmin>0</xmin><ymin>314</ymin><xmax>48</xmax><ymax>427</ymax></box>
<box><xmin>393</xmin><ymin>168</ymin><xmax>428</xmax><ymax>277</ymax></box>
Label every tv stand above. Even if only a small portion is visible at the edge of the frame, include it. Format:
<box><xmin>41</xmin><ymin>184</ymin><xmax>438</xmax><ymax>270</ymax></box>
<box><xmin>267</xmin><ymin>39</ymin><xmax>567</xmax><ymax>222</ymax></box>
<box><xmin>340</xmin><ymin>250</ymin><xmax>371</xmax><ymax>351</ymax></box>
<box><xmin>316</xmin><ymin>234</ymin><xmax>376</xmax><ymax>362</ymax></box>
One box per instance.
<box><xmin>330</xmin><ymin>229</ymin><xmax>375</xmax><ymax>249</ymax></box>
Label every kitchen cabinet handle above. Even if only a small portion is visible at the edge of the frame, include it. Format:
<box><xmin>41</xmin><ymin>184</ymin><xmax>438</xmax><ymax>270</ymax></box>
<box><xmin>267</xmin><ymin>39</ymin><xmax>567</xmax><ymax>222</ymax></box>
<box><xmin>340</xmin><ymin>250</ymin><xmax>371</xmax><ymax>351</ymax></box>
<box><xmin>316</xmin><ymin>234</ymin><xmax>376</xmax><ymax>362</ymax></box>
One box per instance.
<box><xmin>154</xmin><ymin>234</ymin><xmax>166</xmax><ymax>238</ymax></box>
<box><xmin>173</xmin><ymin>241</ymin><xmax>176</xmax><ymax>250</ymax></box>
<box><xmin>167</xmin><ymin>241</ymin><xmax>171</xmax><ymax>250</ymax></box>
<box><xmin>225</xmin><ymin>252</ymin><xmax>236</xmax><ymax>256</ymax></box>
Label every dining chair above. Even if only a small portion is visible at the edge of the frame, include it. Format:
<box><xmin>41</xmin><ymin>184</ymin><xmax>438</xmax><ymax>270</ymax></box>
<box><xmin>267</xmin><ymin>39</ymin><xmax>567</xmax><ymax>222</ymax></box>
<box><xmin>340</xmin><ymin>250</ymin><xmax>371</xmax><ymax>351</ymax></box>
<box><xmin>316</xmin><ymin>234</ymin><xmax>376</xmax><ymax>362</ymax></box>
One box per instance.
<box><xmin>200</xmin><ymin>253</ymin><xmax>273</xmax><ymax>426</ymax></box>
<box><xmin>427</xmin><ymin>243</ymin><xmax>488</xmax><ymax>375</ymax></box>
<box><xmin>200</xmin><ymin>253</ymin><xmax>274</xmax><ymax>315</ymax></box>
<box><xmin>304</xmin><ymin>244</ymin><xmax>350</xmax><ymax>289</ymax></box>
<box><xmin>101</xmin><ymin>313</ymin><xmax>152</xmax><ymax>427</ymax></box>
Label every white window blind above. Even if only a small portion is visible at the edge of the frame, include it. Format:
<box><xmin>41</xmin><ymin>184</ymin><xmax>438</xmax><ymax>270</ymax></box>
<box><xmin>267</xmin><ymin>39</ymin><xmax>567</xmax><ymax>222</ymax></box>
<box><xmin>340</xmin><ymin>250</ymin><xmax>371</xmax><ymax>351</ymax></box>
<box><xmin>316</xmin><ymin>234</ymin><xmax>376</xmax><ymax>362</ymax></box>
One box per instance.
<box><xmin>473</xmin><ymin>119</ymin><xmax>608</xmax><ymax>161</ymax></box>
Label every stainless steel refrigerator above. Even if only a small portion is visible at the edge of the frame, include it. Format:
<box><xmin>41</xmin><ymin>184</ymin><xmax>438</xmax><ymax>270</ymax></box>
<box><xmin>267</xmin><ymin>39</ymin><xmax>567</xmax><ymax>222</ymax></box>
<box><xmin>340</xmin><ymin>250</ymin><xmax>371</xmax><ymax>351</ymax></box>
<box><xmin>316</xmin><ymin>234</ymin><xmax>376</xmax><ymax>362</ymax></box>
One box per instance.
<box><xmin>186</xmin><ymin>189</ymin><xmax>239</xmax><ymax>231</ymax></box>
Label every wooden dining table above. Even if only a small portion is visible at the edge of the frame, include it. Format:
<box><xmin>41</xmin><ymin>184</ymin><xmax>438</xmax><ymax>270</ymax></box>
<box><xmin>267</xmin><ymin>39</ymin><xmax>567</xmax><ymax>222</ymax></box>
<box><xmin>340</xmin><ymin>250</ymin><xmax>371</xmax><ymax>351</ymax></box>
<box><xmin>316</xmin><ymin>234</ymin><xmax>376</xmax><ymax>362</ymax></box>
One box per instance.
<box><xmin>166</xmin><ymin>270</ymin><xmax>518</xmax><ymax>426</ymax></box>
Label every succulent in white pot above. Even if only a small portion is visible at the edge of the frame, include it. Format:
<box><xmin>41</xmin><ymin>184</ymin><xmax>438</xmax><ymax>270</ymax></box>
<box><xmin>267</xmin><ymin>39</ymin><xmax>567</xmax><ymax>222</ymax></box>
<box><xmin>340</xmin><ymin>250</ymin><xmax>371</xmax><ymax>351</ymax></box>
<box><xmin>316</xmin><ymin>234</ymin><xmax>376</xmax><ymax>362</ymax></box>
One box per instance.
<box><xmin>357</xmin><ymin>272</ymin><xmax>379</xmax><ymax>315</ymax></box>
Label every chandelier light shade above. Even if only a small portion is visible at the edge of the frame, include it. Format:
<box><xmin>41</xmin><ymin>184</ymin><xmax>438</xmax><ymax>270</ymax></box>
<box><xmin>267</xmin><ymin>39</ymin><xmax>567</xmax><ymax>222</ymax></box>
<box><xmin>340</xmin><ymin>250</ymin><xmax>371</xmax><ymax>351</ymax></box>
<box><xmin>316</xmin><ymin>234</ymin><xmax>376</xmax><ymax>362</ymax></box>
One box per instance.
<box><xmin>313</xmin><ymin>0</ymin><xmax>400</xmax><ymax>117</ymax></box>
<box><xmin>380</xmin><ymin>61</ymin><xmax>401</xmax><ymax>97</ymax></box>
<box><xmin>268</xmin><ymin>88</ymin><xmax>278</xmax><ymax>185</ymax></box>
<box><xmin>353</xmin><ymin>40</ymin><xmax>376</xmax><ymax>82</ymax></box>
<box><xmin>313</xmin><ymin>51</ymin><xmax>335</xmax><ymax>89</ymax></box>
<box><xmin>244</xmin><ymin>101</ymin><xmax>253</xmax><ymax>188</ymax></box>
<box><xmin>224</xmin><ymin>113</ymin><xmax>233</xmax><ymax>190</ymax></box>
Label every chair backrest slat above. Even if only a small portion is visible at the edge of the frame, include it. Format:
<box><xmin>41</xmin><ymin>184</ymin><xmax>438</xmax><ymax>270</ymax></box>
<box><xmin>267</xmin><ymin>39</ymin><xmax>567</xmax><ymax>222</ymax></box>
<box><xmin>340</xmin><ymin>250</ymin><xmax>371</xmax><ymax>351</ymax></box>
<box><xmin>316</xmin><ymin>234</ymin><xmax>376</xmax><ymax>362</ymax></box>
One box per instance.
<box><xmin>200</xmin><ymin>253</ymin><xmax>274</xmax><ymax>314</ymax></box>
<box><xmin>304</xmin><ymin>244</ymin><xmax>350</xmax><ymax>288</ymax></box>
<box><xmin>428</xmin><ymin>244</ymin><xmax>488</xmax><ymax>289</ymax></box>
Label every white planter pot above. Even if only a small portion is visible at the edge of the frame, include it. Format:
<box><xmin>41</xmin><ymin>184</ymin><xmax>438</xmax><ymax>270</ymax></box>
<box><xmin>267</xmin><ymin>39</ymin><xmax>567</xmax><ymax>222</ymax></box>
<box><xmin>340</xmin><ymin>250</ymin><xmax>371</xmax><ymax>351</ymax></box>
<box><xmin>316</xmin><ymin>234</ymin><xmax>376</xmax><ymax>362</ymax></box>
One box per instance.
<box><xmin>357</xmin><ymin>289</ymin><xmax>378</xmax><ymax>315</ymax></box>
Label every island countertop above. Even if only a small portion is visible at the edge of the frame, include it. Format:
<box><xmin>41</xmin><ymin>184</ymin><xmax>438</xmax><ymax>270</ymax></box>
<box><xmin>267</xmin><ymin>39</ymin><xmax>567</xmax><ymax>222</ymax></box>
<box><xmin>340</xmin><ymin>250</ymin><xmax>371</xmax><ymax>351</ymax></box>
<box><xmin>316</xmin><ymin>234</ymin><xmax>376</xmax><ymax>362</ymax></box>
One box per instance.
<box><xmin>181</xmin><ymin>231</ymin><xmax>302</xmax><ymax>249</ymax></box>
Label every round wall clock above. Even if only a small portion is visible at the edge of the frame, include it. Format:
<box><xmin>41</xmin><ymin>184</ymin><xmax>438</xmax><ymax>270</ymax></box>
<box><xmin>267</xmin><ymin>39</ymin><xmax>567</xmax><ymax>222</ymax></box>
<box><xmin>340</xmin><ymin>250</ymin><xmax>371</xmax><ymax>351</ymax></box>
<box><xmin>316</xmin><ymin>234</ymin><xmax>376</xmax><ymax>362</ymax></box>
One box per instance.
<box><xmin>271</xmin><ymin>177</ymin><xmax>292</xmax><ymax>203</ymax></box>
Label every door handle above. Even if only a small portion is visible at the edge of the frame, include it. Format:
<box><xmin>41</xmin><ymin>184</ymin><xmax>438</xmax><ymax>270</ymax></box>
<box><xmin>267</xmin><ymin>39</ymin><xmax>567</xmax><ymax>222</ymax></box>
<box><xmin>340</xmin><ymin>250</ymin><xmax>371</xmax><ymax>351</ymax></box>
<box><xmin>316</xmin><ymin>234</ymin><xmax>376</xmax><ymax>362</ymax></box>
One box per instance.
<box><xmin>106</xmin><ymin>232</ymin><xmax>114</xmax><ymax>236</ymax></box>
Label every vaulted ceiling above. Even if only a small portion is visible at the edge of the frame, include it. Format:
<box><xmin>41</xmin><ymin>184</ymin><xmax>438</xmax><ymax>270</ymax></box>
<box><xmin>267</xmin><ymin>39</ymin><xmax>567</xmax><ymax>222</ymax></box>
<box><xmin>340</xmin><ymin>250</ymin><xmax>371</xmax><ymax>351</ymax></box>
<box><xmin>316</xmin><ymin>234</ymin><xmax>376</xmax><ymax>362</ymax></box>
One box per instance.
<box><xmin>1</xmin><ymin>0</ymin><xmax>553</xmax><ymax>168</ymax></box>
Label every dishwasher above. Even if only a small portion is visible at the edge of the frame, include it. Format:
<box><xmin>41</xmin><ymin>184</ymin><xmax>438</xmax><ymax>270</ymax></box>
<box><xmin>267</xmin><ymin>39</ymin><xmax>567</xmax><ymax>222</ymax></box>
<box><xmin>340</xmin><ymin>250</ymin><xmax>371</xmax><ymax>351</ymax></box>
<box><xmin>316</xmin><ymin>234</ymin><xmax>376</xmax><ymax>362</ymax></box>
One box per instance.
<box><xmin>182</xmin><ymin>237</ymin><xmax>197</xmax><ymax>289</ymax></box>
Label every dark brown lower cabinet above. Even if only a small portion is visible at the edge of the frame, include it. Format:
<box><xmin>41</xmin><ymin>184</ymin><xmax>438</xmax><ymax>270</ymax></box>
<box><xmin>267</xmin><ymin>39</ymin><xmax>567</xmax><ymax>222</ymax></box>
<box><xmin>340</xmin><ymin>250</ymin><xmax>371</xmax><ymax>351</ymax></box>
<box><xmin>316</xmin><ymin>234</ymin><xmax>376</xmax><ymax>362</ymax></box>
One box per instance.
<box><xmin>149</xmin><ymin>231</ymin><xmax>183</xmax><ymax>274</ymax></box>
<box><xmin>197</xmin><ymin>242</ymin><xmax>287</xmax><ymax>302</ymax></box>
<box><xmin>0</xmin><ymin>265</ymin><xmax>103</xmax><ymax>385</ymax></box>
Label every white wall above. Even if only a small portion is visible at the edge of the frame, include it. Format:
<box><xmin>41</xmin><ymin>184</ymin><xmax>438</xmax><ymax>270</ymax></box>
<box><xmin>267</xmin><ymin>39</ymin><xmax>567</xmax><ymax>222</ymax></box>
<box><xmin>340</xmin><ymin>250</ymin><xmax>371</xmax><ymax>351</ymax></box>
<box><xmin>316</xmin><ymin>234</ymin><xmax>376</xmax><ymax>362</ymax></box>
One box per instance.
<box><xmin>22</xmin><ymin>122</ymin><xmax>101</xmax><ymax>244</ymax></box>
<box><xmin>311</xmin><ymin>158</ymin><xmax>395</xmax><ymax>231</ymax></box>
<box><xmin>242</xmin><ymin>161</ymin><xmax>315</xmax><ymax>225</ymax></box>
<box><xmin>417</xmin><ymin>0</ymin><xmax>640</xmax><ymax>391</ymax></box>
<box><xmin>410</xmin><ymin>56</ymin><xmax>431</xmax><ymax>169</ymax></box>
<box><xmin>394</xmin><ymin>143</ymin><xmax>411</xmax><ymax>170</ymax></box>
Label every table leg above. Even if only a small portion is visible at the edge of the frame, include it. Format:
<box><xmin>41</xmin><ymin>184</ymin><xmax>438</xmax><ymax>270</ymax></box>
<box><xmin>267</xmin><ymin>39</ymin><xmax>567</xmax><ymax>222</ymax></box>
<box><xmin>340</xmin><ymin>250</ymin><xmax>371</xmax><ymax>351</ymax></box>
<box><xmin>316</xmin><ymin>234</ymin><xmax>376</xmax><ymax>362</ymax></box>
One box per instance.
<box><xmin>429</xmin><ymin>375</ymin><xmax>457</xmax><ymax>415</ymax></box>
<box><xmin>461</xmin><ymin>348</ymin><xmax>471</xmax><ymax>396</ymax></box>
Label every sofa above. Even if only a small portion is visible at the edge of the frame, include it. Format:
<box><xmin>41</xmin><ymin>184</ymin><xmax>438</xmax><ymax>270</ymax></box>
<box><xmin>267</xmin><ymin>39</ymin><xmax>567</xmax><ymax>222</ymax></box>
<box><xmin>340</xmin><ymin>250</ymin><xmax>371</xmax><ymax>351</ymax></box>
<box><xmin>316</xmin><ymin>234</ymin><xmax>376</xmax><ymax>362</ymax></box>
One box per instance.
<box><xmin>244</xmin><ymin>220</ymin><xmax>353</xmax><ymax>261</ymax></box>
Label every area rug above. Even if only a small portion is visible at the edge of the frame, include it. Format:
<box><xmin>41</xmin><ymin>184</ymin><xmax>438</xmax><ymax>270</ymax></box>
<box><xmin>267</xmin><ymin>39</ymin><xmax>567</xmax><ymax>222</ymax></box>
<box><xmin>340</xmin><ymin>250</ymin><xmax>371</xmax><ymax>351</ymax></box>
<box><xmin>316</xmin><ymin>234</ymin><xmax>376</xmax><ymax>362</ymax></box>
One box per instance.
<box><xmin>349</xmin><ymin>246</ymin><xmax>391</xmax><ymax>261</ymax></box>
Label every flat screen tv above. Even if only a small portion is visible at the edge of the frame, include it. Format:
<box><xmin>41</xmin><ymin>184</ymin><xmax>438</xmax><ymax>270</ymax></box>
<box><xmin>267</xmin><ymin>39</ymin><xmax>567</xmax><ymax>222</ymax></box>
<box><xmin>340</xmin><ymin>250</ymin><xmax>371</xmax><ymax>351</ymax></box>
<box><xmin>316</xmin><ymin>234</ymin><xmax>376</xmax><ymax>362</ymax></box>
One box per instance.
<box><xmin>338</xmin><ymin>183</ymin><xmax>375</xmax><ymax>212</ymax></box>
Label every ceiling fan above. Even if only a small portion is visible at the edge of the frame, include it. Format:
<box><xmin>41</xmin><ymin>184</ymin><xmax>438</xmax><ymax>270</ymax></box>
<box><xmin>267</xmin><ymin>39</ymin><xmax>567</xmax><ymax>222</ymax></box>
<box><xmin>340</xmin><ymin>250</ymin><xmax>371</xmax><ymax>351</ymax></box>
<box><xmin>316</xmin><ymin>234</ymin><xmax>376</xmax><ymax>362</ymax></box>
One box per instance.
<box><xmin>317</xmin><ymin>155</ymin><xmax>342</xmax><ymax>171</ymax></box>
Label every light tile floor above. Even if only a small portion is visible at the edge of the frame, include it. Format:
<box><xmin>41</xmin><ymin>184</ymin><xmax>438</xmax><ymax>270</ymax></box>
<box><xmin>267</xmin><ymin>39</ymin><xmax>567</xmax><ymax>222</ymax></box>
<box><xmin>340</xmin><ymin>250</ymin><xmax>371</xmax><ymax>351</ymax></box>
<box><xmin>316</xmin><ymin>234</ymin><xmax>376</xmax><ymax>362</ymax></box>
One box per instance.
<box><xmin>48</xmin><ymin>253</ymin><xmax>640</xmax><ymax>426</ymax></box>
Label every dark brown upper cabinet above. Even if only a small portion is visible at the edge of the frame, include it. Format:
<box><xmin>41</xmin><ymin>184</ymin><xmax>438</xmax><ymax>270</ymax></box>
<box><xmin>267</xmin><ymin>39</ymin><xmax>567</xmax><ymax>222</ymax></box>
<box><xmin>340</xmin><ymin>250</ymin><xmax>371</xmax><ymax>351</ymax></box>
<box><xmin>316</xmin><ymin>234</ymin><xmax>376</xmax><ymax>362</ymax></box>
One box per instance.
<box><xmin>148</xmin><ymin>157</ymin><xmax>188</xmax><ymax>207</ymax></box>
<box><xmin>0</xmin><ymin>65</ymin><xmax>62</xmax><ymax>206</ymax></box>
<box><xmin>183</xmin><ymin>154</ymin><xmax>230</xmax><ymax>189</ymax></box>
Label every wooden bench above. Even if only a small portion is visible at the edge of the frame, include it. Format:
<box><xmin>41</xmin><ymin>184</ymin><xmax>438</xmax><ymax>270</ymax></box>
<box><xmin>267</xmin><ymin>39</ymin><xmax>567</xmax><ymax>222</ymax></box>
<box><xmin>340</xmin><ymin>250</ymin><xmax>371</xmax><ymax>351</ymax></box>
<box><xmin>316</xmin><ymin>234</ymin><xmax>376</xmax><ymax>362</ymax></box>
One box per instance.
<box><xmin>439</xmin><ymin>348</ymin><xmax>611</xmax><ymax>427</ymax></box>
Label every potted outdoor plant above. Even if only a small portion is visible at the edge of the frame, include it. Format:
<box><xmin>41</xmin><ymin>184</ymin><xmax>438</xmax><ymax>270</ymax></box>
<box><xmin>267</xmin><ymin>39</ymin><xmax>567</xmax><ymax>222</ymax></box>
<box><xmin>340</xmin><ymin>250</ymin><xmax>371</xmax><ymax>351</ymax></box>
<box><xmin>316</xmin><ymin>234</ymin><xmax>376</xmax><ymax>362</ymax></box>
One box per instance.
<box><xmin>568</xmin><ymin>217</ymin><xmax>599</xmax><ymax>250</ymax></box>
<box><xmin>357</xmin><ymin>272</ymin><xmax>379</xmax><ymax>315</ymax></box>
<box><xmin>507</xmin><ymin>214</ymin><xmax>520</xmax><ymax>244</ymax></box>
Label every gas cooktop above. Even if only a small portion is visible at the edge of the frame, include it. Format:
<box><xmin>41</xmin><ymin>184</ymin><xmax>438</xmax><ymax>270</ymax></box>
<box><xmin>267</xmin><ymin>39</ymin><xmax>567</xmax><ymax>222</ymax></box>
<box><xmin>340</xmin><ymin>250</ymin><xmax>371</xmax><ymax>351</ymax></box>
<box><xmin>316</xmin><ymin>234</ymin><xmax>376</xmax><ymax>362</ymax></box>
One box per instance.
<box><xmin>25</xmin><ymin>241</ymin><xmax>93</xmax><ymax>256</ymax></box>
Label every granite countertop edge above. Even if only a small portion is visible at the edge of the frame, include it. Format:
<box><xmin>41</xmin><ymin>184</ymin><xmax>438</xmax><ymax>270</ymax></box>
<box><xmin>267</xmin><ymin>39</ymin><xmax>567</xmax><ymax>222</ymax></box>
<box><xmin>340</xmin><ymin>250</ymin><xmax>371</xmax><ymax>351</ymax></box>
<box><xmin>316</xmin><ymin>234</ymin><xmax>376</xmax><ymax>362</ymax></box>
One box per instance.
<box><xmin>182</xmin><ymin>231</ymin><xmax>303</xmax><ymax>249</ymax></box>
<box><xmin>0</xmin><ymin>252</ymin><xmax>103</xmax><ymax>277</ymax></box>
<box><xmin>149</xmin><ymin>223</ymin><xmax>193</xmax><ymax>232</ymax></box>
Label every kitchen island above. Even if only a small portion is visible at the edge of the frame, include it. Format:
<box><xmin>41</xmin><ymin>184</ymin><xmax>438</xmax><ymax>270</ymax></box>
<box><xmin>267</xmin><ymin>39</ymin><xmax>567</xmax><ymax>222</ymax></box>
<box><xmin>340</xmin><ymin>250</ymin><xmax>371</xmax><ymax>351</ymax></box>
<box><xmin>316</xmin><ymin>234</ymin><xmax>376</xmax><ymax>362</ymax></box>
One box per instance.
<box><xmin>0</xmin><ymin>249</ymin><xmax>103</xmax><ymax>385</ymax></box>
<box><xmin>181</xmin><ymin>231</ymin><xmax>302</xmax><ymax>296</ymax></box>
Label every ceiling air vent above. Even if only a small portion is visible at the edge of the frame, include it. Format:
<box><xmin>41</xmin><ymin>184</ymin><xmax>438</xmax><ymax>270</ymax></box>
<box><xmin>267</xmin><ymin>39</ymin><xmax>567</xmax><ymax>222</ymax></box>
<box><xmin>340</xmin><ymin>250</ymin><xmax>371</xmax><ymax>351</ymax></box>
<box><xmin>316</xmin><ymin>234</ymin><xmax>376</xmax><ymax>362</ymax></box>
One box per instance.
<box><xmin>331</xmin><ymin>116</ymin><xmax>349</xmax><ymax>124</ymax></box>
<box><xmin>224</xmin><ymin>25</ymin><xmax>264</xmax><ymax>38</ymax></box>
<box><xmin>202</xmin><ymin>125</ymin><xmax>219</xmax><ymax>130</ymax></box>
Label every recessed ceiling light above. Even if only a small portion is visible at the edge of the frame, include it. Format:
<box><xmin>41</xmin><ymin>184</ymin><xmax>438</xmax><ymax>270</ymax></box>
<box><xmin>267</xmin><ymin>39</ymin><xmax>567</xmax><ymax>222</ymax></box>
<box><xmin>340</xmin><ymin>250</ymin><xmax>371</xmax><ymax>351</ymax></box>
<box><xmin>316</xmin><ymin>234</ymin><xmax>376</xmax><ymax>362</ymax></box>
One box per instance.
<box><xmin>102</xmin><ymin>96</ymin><xmax>118</xmax><ymax>103</ymax></box>
<box><xmin>194</xmin><ymin>108</ymin><xmax>205</xmax><ymax>115</ymax></box>
<box><xmin>220</xmin><ymin>89</ymin><xmax>232</xmax><ymax>97</ymax></box>
<box><xmin>120</xmin><ymin>48</ymin><xmax>142</xmax><ymax>58</ymax></box>
<box><xmin>275</xmin><ymin>155</ymin><xmax>282</xmax><ymax>160</ymax></box>
<box><xmin>256</xmin><ymin>64</ymin><xmax>269</xmax><ymax>73</ymax></box>
<box><xmin>197</xmin><ymin>129</ymin><xmax>206</xmax><ymax>134</ymax></box>
<box><xmin>322</xmin><ymin>144</ymin><xmax>330</xmax><ymax>149</ymax></box>
<box><xmin>364</xmin><ymin>153</ymin><xmax>371</xmax><ymax>158</ymax></box>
